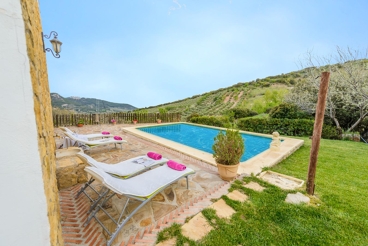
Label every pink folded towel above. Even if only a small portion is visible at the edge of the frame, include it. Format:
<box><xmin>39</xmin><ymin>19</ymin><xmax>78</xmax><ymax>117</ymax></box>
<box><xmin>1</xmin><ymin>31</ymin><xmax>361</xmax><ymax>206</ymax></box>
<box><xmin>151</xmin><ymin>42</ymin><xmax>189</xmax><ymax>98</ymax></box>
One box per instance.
<box><xmin>114</xmin><ymin>136</ymin><xmax>122</xmax><ymax>140</ymax></box>
<box><xmin>102</xmin><ymin>131</ymin><xmax>110</xmax><ymax>135</ymax></box>
<box><xmin>167</xmin><ymin>160</ymin><xmax>186</xmax><ymax>171</ymax></box>
<box><xmin>147</xmin><ymin>152</ymin><xmax>162</xmax><ymax>160</ymax></box>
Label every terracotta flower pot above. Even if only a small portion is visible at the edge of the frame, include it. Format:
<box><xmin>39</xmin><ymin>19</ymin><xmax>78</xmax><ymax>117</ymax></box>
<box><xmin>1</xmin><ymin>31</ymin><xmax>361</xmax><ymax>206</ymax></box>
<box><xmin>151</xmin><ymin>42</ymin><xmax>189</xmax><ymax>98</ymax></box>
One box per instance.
<box><xmin>216</xmin><ymin>163</ymin><xmax>239</xmax><ymax>181</ymax></box>
<box><xmin>77</xmin><ymin>123</ymin><xmax>84</xmax><ymax>127</ymax></box>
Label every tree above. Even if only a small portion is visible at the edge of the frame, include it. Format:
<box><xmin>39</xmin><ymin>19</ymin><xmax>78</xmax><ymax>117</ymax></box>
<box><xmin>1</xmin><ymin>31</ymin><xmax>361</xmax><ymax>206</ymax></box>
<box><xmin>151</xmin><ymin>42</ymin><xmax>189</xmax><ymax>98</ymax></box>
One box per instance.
<box><xmin>251</xmin><ymin>89</ymin><xmax>288</xmax><ymax>114</ymax></box>
<box><xmin>286</xmin><ymin>47</ymin><xmax>368</xmax><ymax>132</ymax></box>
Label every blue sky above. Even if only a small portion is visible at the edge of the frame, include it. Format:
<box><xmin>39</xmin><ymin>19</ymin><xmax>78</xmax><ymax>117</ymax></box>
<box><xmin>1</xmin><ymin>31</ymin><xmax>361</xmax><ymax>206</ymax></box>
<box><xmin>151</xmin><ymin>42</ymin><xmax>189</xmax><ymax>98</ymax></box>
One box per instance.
<box><xmin>39</xmin><ymin>0</ymin><xmax>368</xmax><ymax>108</ymax></box>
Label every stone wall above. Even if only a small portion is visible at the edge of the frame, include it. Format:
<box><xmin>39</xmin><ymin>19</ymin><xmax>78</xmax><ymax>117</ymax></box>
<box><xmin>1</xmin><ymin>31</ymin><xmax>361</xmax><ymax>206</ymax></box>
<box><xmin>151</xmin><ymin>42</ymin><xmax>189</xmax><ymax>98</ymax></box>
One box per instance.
<box><xmin>20</xmin><ymin>0</ymin><xmax>63</xmax><ymax>245</ymax></box>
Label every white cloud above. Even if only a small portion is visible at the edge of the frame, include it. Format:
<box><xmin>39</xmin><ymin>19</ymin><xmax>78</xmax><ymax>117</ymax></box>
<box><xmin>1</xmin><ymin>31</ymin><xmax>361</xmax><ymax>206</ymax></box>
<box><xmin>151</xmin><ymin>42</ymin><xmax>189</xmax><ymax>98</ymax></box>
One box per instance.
<box><xmin>168</xmin><ymin>0</ymin><xmax>186</xmax><ymax>15</ymax></box>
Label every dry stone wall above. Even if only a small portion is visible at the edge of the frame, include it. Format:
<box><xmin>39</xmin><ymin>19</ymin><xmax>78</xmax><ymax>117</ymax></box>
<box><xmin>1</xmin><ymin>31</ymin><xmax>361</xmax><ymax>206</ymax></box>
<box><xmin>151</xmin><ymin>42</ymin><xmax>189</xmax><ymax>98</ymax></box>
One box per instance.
<box><xmin>20</xmin><ymin>0</ymin><xmax>63</xmax><ymax>245</ymax></box>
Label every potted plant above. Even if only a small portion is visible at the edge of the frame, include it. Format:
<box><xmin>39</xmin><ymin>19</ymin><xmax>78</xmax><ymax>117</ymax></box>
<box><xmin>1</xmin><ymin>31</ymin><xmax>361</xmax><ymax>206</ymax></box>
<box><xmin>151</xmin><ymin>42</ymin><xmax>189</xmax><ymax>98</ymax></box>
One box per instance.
<box><xmin>156</xmin><ymin>118</ymin><xmax>162</xmax><ymax>124</ymax></box>
<box><xmin>111</xmin><ymin>119</ymin><xmax>116</xmax><ymax>125</ymax></box>
<box><xmin>77</xmin><ymin>119</ymin><xmax>84</xmax><ymax>127</ymax></box>
<box><xmin>133</xmin><ymin>119</ymin><xmax>138</xmax><ymax>124</ymax></box>
<box><xmin>212</xmin><ymin>128</ymin><xmax>245</xmax><ymax>181</ymax></box>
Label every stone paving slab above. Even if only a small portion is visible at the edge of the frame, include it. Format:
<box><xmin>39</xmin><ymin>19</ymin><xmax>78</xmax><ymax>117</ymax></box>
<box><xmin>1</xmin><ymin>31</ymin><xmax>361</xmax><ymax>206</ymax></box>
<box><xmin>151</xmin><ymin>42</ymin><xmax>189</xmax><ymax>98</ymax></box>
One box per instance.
<box><xmin>243</xmin><ymin>181</ymin><xmax>266</xmax><ymax>192</ymax></box>
<box><xmin>227</xmin><ymin>190</ymin><xmax>248</xmax><ymax>202</ymax></box>
<box><xmin>208</xmin><ymin>199</ymin><xmax>235</xmax><ymax>219</ymax></box>
<box><xmin>181</xmin><ymin>212</ymin><xmax>213</xmax><ymax>241</ymax></box>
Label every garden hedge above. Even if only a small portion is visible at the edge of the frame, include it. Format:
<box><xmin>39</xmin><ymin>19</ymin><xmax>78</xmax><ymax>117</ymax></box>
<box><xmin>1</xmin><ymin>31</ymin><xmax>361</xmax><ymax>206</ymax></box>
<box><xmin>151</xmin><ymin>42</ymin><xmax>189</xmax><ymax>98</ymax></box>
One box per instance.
<box><xmin>237</xmin><ymin>118</ymin><xmax>339</xmax><ymax>139</ymax></box>
<box><xmin>189</xmin><ymin>116</ymin><xmax>228</xmax><ymax>127</ymax></box>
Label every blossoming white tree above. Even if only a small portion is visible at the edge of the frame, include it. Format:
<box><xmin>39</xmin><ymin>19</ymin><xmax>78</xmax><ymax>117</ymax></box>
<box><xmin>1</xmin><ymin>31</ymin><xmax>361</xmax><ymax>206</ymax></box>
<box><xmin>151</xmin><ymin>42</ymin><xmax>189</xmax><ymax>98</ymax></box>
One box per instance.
<box><xmin>286</xmin><ymin>47</ymin><xmax>368</xmax><ymax>132</ymax></box>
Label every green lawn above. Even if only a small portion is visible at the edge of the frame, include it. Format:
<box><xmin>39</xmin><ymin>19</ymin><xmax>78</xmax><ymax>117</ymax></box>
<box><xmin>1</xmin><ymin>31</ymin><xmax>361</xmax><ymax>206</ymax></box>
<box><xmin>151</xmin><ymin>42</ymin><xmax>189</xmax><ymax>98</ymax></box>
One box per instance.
<box><xmin>157</xmin><ymin>138</ymin><xmax>368</xmax><ymax>245</ymax></box>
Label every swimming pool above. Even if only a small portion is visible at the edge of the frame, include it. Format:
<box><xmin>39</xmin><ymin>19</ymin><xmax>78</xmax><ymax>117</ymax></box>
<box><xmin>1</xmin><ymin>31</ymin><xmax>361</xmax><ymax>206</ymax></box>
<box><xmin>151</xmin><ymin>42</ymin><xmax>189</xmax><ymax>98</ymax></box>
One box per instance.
<box><xmin>137</xmin><ymin>123</ymin><xmax>272</xmax><ymax>162</ymax></box>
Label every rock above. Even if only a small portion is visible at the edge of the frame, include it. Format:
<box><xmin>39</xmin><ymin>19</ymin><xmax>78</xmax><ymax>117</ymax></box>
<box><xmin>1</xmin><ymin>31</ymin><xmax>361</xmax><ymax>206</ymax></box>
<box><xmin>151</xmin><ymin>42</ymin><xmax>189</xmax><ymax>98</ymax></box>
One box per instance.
<box><xmin>285</xmin><ymin>192</ymin><xmax>310</xmax><ymax>204</ymax></box>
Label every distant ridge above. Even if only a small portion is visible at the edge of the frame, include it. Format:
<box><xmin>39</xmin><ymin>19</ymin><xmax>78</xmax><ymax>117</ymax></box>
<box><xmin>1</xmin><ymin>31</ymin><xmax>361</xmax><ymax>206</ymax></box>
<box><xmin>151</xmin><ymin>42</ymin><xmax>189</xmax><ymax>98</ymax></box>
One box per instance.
<box><xmin>140</xmin><ymin>69</ymin><xmax>303</xmax><ymax>120</ymax></box>
<box><xmin>50</xmin><ymin>93</ymin><xmax>136</xmax><ymax>113</ymax></box>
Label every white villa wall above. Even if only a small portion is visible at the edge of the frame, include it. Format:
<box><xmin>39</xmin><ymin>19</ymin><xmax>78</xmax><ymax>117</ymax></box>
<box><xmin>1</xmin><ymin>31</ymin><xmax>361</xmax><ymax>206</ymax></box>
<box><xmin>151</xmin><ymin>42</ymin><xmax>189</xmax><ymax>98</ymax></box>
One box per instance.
<box><xmin>0</xmin><ymin>1</ymin><xmax>51</xmax><ymax>245</ymax></box>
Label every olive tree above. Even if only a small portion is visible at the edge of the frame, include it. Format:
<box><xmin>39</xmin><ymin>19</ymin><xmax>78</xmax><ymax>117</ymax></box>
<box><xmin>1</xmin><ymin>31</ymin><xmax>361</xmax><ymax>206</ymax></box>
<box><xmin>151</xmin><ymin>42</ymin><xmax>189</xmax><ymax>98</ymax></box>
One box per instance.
<box><xmin>286</xmin><ymin>47</ymin><xmax>368</xmax><ymax>132</ymax></box>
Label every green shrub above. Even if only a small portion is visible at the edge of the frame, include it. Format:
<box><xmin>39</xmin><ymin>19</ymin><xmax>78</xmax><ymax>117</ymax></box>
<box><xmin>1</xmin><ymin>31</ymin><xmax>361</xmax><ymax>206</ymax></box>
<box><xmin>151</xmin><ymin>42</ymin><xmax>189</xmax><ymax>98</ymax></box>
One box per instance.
<box><xmin>158</xmin><ymin>107</ymin><xmax>168</xmax><ymax>114</ymax></box>
<box><xmin>212</xmin><ymin>128</ymin><xmax>245</xmax><ymax>165</ymax></box>
<box><xmin>226</xmin><ymin>108</ymin><xmax>258</xmax><ymax>119</ymax></box>
<box><xmin>186</xmin><ymin>113</ymin><xmax>201</xmax><ymax>122</ymax></box>
<box><xmin>190</xmin><ymin>116</ymin><xmax>227</xmax><ymax>127</ymax></box>
<box><xmin>269</xmin><ymin>103</ymin><xmax>311</xmax><ymax>119</ymax></box>
<box><xmin>237</xmin><ymin>118</ymin><xmax>339</xmax><ymax>139</ymax></box>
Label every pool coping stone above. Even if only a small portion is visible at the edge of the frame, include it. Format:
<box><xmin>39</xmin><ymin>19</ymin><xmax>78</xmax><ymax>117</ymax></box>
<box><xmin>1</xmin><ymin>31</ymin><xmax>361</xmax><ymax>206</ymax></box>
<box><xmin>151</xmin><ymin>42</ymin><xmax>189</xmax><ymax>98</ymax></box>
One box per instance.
<box><xmin>123</xmin><ymin>122</ymin><xmax>304</xmax><ymax>176</ymax></box>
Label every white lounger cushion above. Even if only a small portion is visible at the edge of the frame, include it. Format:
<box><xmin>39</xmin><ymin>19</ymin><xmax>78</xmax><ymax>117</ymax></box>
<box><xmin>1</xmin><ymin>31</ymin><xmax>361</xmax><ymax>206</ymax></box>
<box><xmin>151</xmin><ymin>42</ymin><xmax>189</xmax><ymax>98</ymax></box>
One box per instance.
<box><xmin>85</xmin><ymin>165</ymin><xmax>195</xmax><ymax>198</ymax></box>
<box><xmin>77</xmin><ymin>152</ymin><xmax>168</xmax><ymax>177</ymax></box>
<box><xmin>60</xmin><ymin>127</ymin><xmax>113</xmax><ymax>139</ymax></box>
<box><xmin>63</xmin><ymin>131</ymin><xmax>126</xmax><ymax>146</ymax></box>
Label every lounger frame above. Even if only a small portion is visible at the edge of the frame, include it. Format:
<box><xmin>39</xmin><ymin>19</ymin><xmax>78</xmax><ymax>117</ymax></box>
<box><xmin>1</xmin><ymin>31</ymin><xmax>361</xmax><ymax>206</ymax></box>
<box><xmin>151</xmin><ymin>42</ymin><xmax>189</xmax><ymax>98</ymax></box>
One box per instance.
<box><xmin>76</xmin><ymin>152</ymin><xmax>168</xmax><ymax>213</ymax></box>
<box><xmin>60</xmin><ymin>127</ymin><xmax>113</xmax><ymax>140</ymax></box>
<box><xmin>84</xmin><ymin>166</ymin><xmax>195</xmax><ymax>246</ymax></box>
<box><xmin>62</xmin><ymin>131</ymin><xmax>126</xmax><ymax>151</ymax></box>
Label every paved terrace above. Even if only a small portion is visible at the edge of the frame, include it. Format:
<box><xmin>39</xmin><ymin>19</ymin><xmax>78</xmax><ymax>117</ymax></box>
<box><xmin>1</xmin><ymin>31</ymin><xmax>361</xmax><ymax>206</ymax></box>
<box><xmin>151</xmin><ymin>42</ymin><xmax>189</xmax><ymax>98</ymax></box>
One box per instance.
<box><xmin>54</xmin><ymin>123</ymin><xmax>304</xmax><ymax>245</ymax></box>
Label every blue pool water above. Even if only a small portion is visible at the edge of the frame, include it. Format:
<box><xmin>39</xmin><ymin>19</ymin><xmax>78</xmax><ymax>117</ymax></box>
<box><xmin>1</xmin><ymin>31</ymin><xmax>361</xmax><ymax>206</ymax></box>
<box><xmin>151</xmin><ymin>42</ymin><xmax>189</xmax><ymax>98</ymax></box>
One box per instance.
<box><xmin>137</xmin><ymin>123</ymin><xmax>272</xmax><ymax>162</ymax></box>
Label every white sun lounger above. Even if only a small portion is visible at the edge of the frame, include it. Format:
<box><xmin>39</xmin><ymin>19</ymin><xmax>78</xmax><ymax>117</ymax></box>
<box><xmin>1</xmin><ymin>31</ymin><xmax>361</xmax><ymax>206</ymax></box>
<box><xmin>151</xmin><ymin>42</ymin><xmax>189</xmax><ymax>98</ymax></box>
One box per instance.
<box><xmin>60</xmin><ymin>126</ymin><xmax>113</xmax><ymax>140</ymax></box>
<box><xmin>62</xmin><ymin>131</ymin><xmax>126</xmax><ymax>150</ymax></box>
<box><xmin>84</xmin><ymin>165</ymin><xmax>195</xmax><ymax>246</ymax></box>
<box><xmin>77</xmin><ymin>152</ymin><xmax>168</xmax><ymax>178</ymax></box>
<box><xmin>75</xmin><ymin>152</ymin><xmax>168</xmax><ymax>209</ymax></box>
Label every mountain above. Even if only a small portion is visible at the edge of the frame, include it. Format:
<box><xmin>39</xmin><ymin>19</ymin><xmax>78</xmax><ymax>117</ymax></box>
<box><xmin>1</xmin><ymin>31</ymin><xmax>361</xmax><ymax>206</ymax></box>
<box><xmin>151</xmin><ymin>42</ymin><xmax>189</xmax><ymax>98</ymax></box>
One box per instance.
<box><xmin>139</xmin><ymin>69</ymin><xmax>306</xmax><ymax>120</ymax></box>
<box><xmin>50</xmin><ymin>93</ymin><xmax>137</xmax><ymax>113</ymax></box>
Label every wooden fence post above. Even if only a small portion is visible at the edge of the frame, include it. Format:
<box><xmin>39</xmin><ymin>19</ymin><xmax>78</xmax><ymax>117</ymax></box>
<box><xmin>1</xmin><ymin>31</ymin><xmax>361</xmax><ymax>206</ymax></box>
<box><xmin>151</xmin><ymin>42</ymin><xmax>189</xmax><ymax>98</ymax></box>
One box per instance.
<box><xmin>306</xmin><ymin>72</ymin><xmax>330</xmax><ymax>195</ymax></box>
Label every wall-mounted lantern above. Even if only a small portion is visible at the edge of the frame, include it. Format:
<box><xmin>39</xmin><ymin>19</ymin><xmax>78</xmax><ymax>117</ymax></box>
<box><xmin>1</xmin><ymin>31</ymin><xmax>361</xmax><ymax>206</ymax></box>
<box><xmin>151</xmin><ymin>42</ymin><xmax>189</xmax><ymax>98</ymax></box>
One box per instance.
<box><xmin>42</xmin><ymin>31</ymin><xmax>62</xmax><ymax>58</ymax></box>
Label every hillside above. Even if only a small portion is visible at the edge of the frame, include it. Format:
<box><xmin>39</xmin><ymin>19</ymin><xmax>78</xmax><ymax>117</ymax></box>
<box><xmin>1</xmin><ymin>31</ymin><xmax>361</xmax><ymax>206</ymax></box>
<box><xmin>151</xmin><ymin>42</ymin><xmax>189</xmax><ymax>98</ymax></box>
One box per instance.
<box><xmin>139</xmin><ymin>69</ymin><xmax>307</xmax><ymax>120</ymax></box>
<box><xmin>51</xmin><ymin>93</ymin><xmax>136</xmax><ymax>113</ymax></box>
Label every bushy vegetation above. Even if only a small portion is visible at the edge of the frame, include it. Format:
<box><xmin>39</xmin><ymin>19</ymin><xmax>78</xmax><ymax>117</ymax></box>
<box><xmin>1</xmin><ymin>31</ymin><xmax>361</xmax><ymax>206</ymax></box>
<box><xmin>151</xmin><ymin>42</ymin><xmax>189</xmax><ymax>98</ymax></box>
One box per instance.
<box><xmin>269</xmin><ymin>103</ymin><xmax>311</xmax><ymax>119</ymax></box>
<box><xmin>250</xmin><ymin>89</ymin><xmax>289</xmax><ymax>114</ymax></box>
<box><xmin>226</xmin><ymin>108</ymin><xmax>257</xmax><ymax>119</ymax></box>
<box><xmin>140</xmin><ymin>75</ymin><xmax>293</xmax><ymax>120</ymax></box>
<box><xmin>286</xmin><ymin>48</ymin><xmax>368</xmax><ymax>133</ymax></box>
<box><xmin>186</xmin><ymin>113</ymin><xmax>201</xmax><ymax>122</ymax></box>
<box><xmin>212</xmin><ymin>128</ymin><xmax>245</xmax><ymax>165</ymax></box>
<box><xmin>189</xmin><ymin>116</ymin><xmax>229</xmax><ymax>127</ymax></box>
<box><xmin>132</xmin><ymin>54</ymin><xmax>367</xmax><ymax>140</ymax></box>
<box><xmin>237</xmin><ymin>118</ymin><xmax>339</xmax><ymax>139</ymax></box>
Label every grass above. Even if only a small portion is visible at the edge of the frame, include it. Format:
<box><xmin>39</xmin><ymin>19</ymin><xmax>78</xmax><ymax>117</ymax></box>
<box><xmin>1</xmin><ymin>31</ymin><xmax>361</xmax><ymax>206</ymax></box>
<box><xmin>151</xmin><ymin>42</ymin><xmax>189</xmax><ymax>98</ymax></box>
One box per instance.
<box><xmin>156</xmin><ymin>138</ymin><xmax>368</xmax><ymax>245</ymax></box>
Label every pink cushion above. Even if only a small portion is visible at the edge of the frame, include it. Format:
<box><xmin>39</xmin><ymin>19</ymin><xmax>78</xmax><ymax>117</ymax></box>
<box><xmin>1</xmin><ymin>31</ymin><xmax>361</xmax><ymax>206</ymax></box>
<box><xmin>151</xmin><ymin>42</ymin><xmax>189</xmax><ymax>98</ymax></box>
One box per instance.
<box><xmin>147</xmin><ymin>152</ymin><xmax>162</xmax><ymax>160</ymax></box>
<box><xmin>114</xmin><ymin>136</ymin><xmax>122</xmax><ymax>140</ymax></box>
<box><xmin>102</xmin><ymin>131</ymin><xmax>110</xmax><ymax>135</ymax></box>
<box><xmin>167</xmin><ymin>160</ymin><xmax>186</xmax><ymax>171</ymax></box>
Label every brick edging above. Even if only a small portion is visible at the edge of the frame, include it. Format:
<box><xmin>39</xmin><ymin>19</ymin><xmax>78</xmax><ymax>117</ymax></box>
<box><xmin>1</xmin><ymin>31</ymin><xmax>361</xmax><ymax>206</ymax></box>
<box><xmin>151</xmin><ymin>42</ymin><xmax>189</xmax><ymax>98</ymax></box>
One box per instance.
<box><xmin>120</xmin><ymin>180</ymin><xmax>232</xmax><ymax>245</ymax></box>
